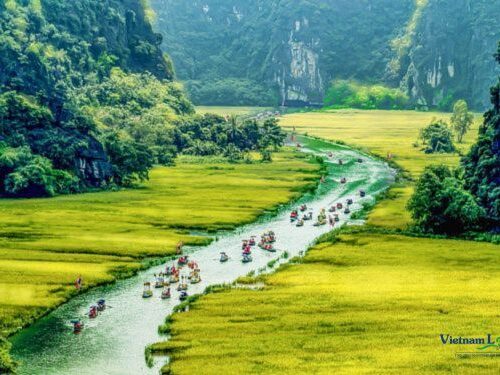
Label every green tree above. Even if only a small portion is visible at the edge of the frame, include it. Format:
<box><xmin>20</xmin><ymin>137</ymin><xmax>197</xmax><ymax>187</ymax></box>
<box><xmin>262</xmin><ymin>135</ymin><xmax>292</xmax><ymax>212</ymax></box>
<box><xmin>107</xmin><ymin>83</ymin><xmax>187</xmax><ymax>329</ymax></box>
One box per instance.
<box><xmin>462</xmin><ymin>41</ymin><xmax>500</xmax><ymax>229</ymax></box>
<box><xmin>451</xmin><ymin>100</ymin><xmax>474</xmax><ymax>143</ymax></box>
<box><xmin>408</xmin><ymin>165</ymin><xmax>485</xmax><ymax>235</ymax></box>
<box><xmin>419</xmin><ymin>119</ymin><xmax>455</xmax><ymax>153</ymax></box>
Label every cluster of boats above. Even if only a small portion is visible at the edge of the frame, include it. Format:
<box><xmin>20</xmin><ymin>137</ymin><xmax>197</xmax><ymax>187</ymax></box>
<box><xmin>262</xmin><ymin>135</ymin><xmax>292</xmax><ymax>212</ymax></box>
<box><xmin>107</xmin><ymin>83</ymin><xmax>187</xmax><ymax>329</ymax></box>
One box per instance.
<box><xmin>142</xmin><ymin>257</ymin><xmax>201</xmax><ymax>302</ymax></box>
<box><xmin>71</xmin><ymin>299</ymin><xmax>106</xmax><ymax>334</ymax></box>
<box><xmin>290</xmin><ymin>189</ymin><xmax>367</xmax><ymax>228</ymax></box>
<box><xmin>219</xmin><ymin>231</ymin><xmax>277</xmax><ymax>265</ymax></box>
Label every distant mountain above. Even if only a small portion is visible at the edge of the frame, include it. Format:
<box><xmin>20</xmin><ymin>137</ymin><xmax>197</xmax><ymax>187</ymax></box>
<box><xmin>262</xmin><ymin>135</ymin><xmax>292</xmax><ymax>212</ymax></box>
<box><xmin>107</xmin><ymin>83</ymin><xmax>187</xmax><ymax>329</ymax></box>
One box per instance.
<box><xmin>152</xmin><ymin>0</ymin><xmax>500</xmax><ymax>110</ymax></box>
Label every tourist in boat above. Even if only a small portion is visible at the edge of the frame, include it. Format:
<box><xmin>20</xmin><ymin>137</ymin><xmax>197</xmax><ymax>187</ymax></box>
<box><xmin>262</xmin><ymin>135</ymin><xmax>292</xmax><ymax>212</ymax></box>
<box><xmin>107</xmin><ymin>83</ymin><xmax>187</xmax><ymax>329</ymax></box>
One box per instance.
<box><xmin>143</xmin><ymin>282</ymin><xmax>153</xmax><ymax>298</ymax></box>
<box><xmin>290</xmin><ymin>210</ymin><xmax>299</xmax><ymax>222</ymax></box>
<box><xmin>97</xmin><ymin>299</ymin><xmax>106</xmax><ymax>312</ymax></box>
<box><xmin>155</xmin><ymin>275</ymin><xmax>165</xmax><ymax>288</ymax></box>
<box><xmin>344</xmin><ymin>207</ymin><xmax>351</xmax><ymax>214</ymax></box>
<box><xmin>242</xmin><ymin>240</ymin><xmax>249</xmax><ymax>250</ymax></box>
<box><xmin>249</xmin><ymin>236</ymin><xmax>256</xmax><ymax>246</ymax></box>
<box><xmin>242</xmin><ymin>253</ymin><xmax>253</xmax><ymax>263</ymax></box>
<box><xmin>161</xmin><ymin>287</ymin><xmax>171</xmax><ymax>300</ymax></box>
<box><xmin>328</xmin><ymin>152</ymin><xmax>333</xmax><ymax>158</ymax></box>
<box><xmin>339</xmin><ymin>159</ymin><xmax>343</xmax><ymax>165</ymax></box>
<box><xmin>300</xmin><ymin>204</ymin><xmax>307</xmax><ymax>212</ymax></box>
<box><xmin>334</xmin><ymin>214</ymin><xmax>340</xmax><ymax>222</ymax></box>
<box><xmin>360</xmin><ymin>190</ymin><xmax>366</xmax><ymax>197</ymax></box>
<box><xmin>72</xmin><ymin>319</ymin><xmax>83</xmax><ymax>334</ymax></box>
<box><xmin>296</xmin><ymin>219</ymin><xmax>304</xmax><ymax>227</ymax></box>
<box><xmin>337</xmin><ymin>202</ymin><xmax>343</xmax><ymax>209</ymax></box>
<box><xmin>329</xmin><ymin>215</ymin><xmax>334</xmax><ymax>226</ymax></box>
<box><xmin>88</xmin><ymin>305</ymin><xmax>98</xmax><ymax>319</ymax></box>
<box><xmin>347</xmin><ymin>198</ymin><xmax>353</xmax><ymax>205</ymax></box>
<box><xmin>340</xmin><ymin>177</ymin><xmax>347</xmax><ymax>184</ymax></box>
<box><xmin>243</xmin><ymin>246</ymin><xmax>252</xmax><ymax>255</ymax></box>
<box><xmin>179</xmin><ymin>291</ymin><xmax>188</xmax><ymax>301</ymax></box>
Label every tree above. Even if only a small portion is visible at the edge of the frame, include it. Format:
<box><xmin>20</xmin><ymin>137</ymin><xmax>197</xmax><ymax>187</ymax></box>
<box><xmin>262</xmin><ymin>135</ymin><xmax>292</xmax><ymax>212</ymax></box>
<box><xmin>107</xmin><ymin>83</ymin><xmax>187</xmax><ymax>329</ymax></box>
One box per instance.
<box><xmin>419</xmin><ymin>119</ymin><xmax>455</xmax><ymax>153</ymax></box>
<box><xmin>451</xmin><ymin>100</ymin><xmax>474</xmax><ymax>143</ymax></box>
<box><xmin>462</xmin><ymin>41</ymin><xmax>500</xmax><ymax>229</ymax></box>
<box><xmin>408</xmin><ymin>165</ymin><xmax>485</xmax><ymax>235</ymax></box>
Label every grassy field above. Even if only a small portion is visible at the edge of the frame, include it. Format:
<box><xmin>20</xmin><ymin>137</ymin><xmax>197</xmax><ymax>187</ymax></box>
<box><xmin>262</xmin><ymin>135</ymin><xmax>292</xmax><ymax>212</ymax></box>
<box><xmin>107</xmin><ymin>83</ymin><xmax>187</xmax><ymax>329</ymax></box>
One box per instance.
<box><xmin>0</xmin><ymin>150</ymin><xmax>320</xmax><ymax>342</ymax></box>
<box><xmin>155</xmin><ymin>231</ymin><xmax>500</xmax><ymax>374</ymax></box>
<box><xmin>153</xmin><ymin>109</ymin><xmax>499</xmax><ymax>374</ymax></box>
<box><xmin>195</xmin><ymin>106</ymin><xmax>272</xmax><ymax>116</ymax></box>
<box><xmin>281</xmin><ymin>109</ymin><xmax>481</xmax><ymax>229</ymax></box>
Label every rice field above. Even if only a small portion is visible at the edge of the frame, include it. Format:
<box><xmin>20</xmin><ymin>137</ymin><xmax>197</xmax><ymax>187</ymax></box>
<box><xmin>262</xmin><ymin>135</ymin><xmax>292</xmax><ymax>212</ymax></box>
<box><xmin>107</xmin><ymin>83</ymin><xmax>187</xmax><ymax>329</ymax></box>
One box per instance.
<box><xmin>281</xmin><ymin>109</ymin><xmax>481</xmax><ymax>229</ymax></box>
<box><xmin>156</xmin><ymin>231</ymin><xmax>500</xmax><ymax>374</ymax></box>
<box><xmin>0</xmin><ymin>150</ymin><xmax>320</xmax><ymax>339</ymax></box>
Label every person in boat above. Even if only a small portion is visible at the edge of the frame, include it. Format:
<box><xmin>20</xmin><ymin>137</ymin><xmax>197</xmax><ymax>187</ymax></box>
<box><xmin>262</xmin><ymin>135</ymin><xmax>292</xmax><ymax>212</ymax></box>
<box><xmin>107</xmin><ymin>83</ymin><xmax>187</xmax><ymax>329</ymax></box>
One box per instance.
<box><xmin>220</xmin><ymin>252</ymin><xmax>229</xmax><ymax>262</ymax></box>
<box><xmin>340</xmin><ymin>177</ymin><xmax>347</xmax><ymax>184</ymax></box>
<box><xmin>360</xmin><ymin>190</ymin><xmax>366</xmax><ymax>197</ymax></box>
<box><xmin>328</xmin><ymin>152</ymin><xmax>333</xmax><ymax>158</ymax></box>
<box><xmin>88</xmin><ymin>305</ymin><xmax>98</xmax><ymax>319</ymax></box>
<box><xmin>337</xmin><ymin>203</ymin><xmax>343</xmax><ymax>209</ymax></box>
<box><xmin>296</xmin><ymin>219</ymin><xmax>304</xmax><ymax>227</ymax></box>
<box><xmin>290</xmin><ymin>210</ymin><xmax>298</xmax><ymax>221</ymax></box>
<box><xmin>143</xmin><ymin>282</ymin><xmax>153</xmax><ymax>298</ymax></box>
<box><xmin>97</xmin><ymin>299</ymin><xmax>106</xmax><ymax>312</ymax></box>
<box><xmin>339</xmin><ymin>159</ymin><xmax>343</xmax><ymax>165</ymax></box>
<box><xmin>243</xmin><ymin>246</ymin><xmax>251</xmax><ymax>255</ymax></box>
<box><xmin>179</xmin><ymin>291</ymin><xmax>188</xmax><ymax>301</ymax></box>
<box><xmin>72</xmin><ymin>319</ymin><xmax>83</xmax><ymax>334</ymax></box>
<box><xmin>161</xmin><ymin>287</ymin><xmax>171</xmax><ymax>299</ymax></box>
<box><xmin>329</xmin><ymin>206</ymin><xmax>336</xmax><ymax>213</ymax></box>
<box><xmin>300</xmin><ymin>204</ymin><xmax>307</xmax><ymax>212</ymax></box>
<box><xmin>249</xmin><ymin>237</ymin><xmax>256</xmax><ymax>246</ymax></box>
<box><xmin>347</xmin><ymin>198</ymin><xmax>353</xmax><ymax>205</ymax></box>
<box><xmin>334</xmin><ymin>214</ymin><xmax>340</xmax><ymax>222</ymax></box>
<box><xmin>242</xmin><ymin>240</ymin><xmax>249</xmax><ymax>250</ymax></box>
<box><xmin>329</xmin><ymin>215</ymin><xmax>334</xmax><ymax>226</ymax></box>
<box><xmin>344</xmin><ymin>208</ymin><xmax>351</xmax><ymax>214</ymax></box>
<box><xmin>357</xmin><ymin>158</ymin><xmax>363</xmax><ymax>163</ymax></box>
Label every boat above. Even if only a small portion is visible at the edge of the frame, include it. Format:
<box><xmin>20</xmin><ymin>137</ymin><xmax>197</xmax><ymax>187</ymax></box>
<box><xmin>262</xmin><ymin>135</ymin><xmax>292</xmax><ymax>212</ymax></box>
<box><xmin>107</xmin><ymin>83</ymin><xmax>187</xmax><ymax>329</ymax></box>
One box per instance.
<box><xmin>328</xmin><ymin>206</ymin><xmax>336</xmax><ymax>213</ymax></box>
<box><xmin>169</xmin><ymin>275</ymin><xmax>179</xmax><ymax>284</ymax></box>
<box><xmin>88</xmin><ymin>306</ymin><xmax>98</xmax><ymax>319</ymax></box>
<box><xmin>360</xmin><ymin>190</ymin><xmax>366</xmax><ymax>197</ymax></box>
<box><xmin>220</xmin><ymin>253</ymin><xmax>229</xmax><ymax>263</ymax></box>
<box><xmin>357</xmin><ymin>158</ymin><xmax>363</xmax><ymax>163</ymax></box>
<box><xmin>347</xmin><ymin>199</ymin><xmax>353</xmax><ymax>205</ymax></box>
<box><xmin>296</xmin><ymin>220</ymin><xmax>304</xmax><ymax>227</ymax></box>
<box><xmin>249</xmin><ymin>237</ymin><xmax>256</xmax><ymax>246</ymax></box>
<box><xmin>339</xmin><ymin>159</ymin><xmax>344</xmax><ymax>165</ymax></box>
<box><xmin>177</xmin><ymin>280</ymin><xmax>188</xmax><ymax>291</ymax></box>
<box><xmin>179</xmin><ymin>291</ymin><xmax>188</xmax><ymax>301</ymax></box>
<box><xmin>303</xmin><ymin>212</ymin><xmax>313</xmax><ymax>221</ymax></box>
<box><xmin>334</xmin><ymin>215</ymin><xmax>340</xmax><ymax>222</ymax></box>
<box><xmin>71</xmin><ymin>319</ymin><xmax>84</xmax><ymax>334</ymax></box>
<box><xmin>344</xmin><ymin>208</ymin><xmax>351</xmax><ymax>214</ymax></box>
<box><xmin>299</xmin><ymin>204</ymin><xmax>307</xmax><ymax>212</ymax></box>
<box><xmin>161</xmin><ymin>287</ymin><xmax>171</xmax><ymax>300</ymax></box>
<box><xmin>96</xmin><ymin>299</ymin><xmax>106</xmax><ymax>312</ymax></box>
<box><xmin>290</xmin><ymin>210</ymin><xmax>298</xmax><ymax>222</ymax></box>
<box><xmin>340</xmin><ymin>177</ymin><xmax>347</xmax><ymax>184</ymax></box>
<box><xmin>190</xmin><ymin>275</ymin><xmax>201</xmax><ymax>284</ymax></box>
<box><xmin>142</xmin><ymin>282</ymin><xmax>153</xmax><ymax>298</ymax></box>
<box><xmin>177</xmin><ymin>256</ymin><xmax>189</xmax><ymax>266</ymax></box>
<box><xmin>336</xmin><ymin>203</ymin><xmax>343</xmax><ymax>209</ymax></box>
<box><xmin>155</xmin><ymin>277</ymin><xmax>165</xmax><ymax>288</ymax></box>
<box><xmin>242</xmin><ymin>254</ymin><xmax>253</xmax><ymax>263</ymax></box>
<box><xmin>313</xmin><ymin>220</ymin><xmax>327</xmax><ymax>227</ymax></box>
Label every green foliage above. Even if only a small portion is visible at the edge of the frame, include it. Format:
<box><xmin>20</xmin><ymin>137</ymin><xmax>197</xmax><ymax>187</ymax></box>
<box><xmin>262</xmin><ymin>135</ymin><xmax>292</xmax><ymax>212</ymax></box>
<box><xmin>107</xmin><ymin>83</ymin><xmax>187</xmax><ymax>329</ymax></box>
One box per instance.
<box><xmin>408</xmin><ymin>165</ymin><xmax>485</xmax><ymax>235</ymax></box>
<box><xmin>323</xmin><ymin>80</ymin><xmax>409</xmax><ymax>110</ymax></box>
<box><xmin>450</xmin><ymin>100</ymin><xmax>474</xmax><ymax>142</ymax></box>
<box><xmin>186</xmin><ymin>79</ymin><xmax>279</xmax><ymax>106</ymax></box>
<box><xmin>0</xmin><ymin>337</ymin><xmax>16</xmax><ymax>374</ymax></box>
<box><xmin>462</xmin><ymin>42</ymin><xmax>500</xmax><ymax>229</ymax></box>
<box><xmin>0</xmin><ymin>142</ymin><xmax>77</xmax><ymax>197</ymax></box>
<box><xmin>419</xmin><ymin>119</ymin><xmax>455</xmax><ymax>153</ymax></box>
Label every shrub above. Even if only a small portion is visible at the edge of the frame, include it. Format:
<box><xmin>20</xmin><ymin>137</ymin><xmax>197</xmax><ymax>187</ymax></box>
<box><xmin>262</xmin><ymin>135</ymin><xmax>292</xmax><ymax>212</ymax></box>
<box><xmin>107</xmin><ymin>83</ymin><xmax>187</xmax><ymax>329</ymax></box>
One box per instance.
<box><xmin>419</xmin><ymin>119</ymin><xmax>455</xmax><ymax>153</ymax></box>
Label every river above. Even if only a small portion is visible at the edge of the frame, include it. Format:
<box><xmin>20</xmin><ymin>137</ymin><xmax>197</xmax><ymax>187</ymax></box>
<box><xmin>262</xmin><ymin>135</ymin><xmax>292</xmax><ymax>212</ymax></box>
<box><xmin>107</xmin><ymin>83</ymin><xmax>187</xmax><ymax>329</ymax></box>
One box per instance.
<box><xmin>11</xmin><ymin>137</ymin><xmax>395</xmax><ymax>374</ymax></box>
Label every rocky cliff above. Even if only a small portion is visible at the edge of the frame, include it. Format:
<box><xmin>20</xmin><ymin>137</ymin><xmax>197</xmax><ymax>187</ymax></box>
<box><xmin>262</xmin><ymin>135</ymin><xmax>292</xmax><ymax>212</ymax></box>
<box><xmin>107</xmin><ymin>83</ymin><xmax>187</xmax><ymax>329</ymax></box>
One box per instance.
<box><xmin>152</xmin><ymin>0</ymin><xmax>500</xmax><ymax>109</ymax></box>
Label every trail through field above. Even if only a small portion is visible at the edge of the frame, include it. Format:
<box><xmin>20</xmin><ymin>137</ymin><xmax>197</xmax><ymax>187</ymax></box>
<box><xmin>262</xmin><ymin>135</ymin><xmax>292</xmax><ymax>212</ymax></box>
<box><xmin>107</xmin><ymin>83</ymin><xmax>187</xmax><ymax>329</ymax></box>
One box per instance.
<box><xmin>10</xmin><ymin>137</ymin><xmax>395</xmax><ymax>375</ymax></box>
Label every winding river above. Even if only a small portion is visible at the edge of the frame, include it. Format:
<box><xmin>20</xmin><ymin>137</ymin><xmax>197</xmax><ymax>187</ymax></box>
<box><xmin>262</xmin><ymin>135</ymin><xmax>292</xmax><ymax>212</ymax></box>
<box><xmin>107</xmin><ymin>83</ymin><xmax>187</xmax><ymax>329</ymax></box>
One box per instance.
<box><xmin>10</xmin><ymin>137</ymin><xmax>395</xmax><ymax>374</ymax></box>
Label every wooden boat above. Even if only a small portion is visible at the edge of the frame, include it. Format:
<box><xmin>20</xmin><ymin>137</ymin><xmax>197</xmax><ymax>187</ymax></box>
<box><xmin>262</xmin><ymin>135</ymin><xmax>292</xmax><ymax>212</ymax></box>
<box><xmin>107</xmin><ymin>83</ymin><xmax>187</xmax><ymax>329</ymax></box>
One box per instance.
<box><xmin>161</xmin><ymin>288</ymin><xmax>171</xmax><ymax>300</ymax></box>
<box><xmin>142</xmin><ymin>282</ymin><xmax>153</xmax><ymax>298</ymax></box>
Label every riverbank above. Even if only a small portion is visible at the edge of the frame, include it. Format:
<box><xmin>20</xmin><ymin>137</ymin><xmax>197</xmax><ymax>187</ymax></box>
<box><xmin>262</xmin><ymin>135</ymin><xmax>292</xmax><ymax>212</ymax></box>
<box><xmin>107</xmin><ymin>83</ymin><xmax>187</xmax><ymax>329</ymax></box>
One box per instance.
<box><xmin>0</xmin><ymin>149</ymin><xmax>321</xmax><ymax>372</ymax></box>
<box><xmin>153</xmin><ymin>109</ymin><xmax>499</xmax><ymax>374</ymax></box>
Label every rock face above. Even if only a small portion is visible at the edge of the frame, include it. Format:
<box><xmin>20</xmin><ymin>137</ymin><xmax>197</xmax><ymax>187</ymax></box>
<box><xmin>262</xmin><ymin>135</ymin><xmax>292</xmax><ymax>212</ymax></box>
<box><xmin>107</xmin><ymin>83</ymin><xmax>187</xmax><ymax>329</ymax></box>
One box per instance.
<box><xmin>75</xmin><ymin>138</ymin><xmax>113</xmax><ymax>187</ymax></box>
<box><xmin>395</xmin><ymin>0</ymin><xmax>500</xmax><ymax>110</ymax></box>
<box><xmin>151</xmin><ymin>0</ymin><xmax>500</xmax><ymax>109</ymax></box>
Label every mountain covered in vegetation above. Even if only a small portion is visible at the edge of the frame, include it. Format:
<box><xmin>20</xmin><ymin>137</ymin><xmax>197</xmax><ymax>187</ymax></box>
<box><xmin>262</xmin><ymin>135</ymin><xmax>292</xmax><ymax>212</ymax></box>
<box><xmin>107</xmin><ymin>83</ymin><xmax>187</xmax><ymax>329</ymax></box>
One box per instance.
<box><xmin>152</xmin><ymin>0</ymin><xmax>500</xmax><ymax>110</ymax></box>
<box><xmin>0</xmin><ymin>0</ymin><xmax>283</xmax><ymax>198</ymax></box>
